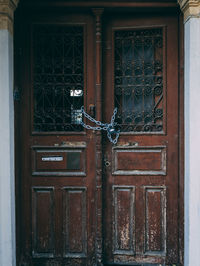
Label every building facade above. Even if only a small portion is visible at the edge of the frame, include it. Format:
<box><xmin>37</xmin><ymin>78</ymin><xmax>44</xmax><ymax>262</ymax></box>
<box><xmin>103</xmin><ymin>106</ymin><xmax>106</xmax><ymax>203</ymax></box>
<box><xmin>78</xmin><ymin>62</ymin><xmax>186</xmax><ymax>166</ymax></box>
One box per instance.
<box><xmin>0</xmin><ymin>0</ymin><xmax>200</xmax><ymax>265</ymax></box>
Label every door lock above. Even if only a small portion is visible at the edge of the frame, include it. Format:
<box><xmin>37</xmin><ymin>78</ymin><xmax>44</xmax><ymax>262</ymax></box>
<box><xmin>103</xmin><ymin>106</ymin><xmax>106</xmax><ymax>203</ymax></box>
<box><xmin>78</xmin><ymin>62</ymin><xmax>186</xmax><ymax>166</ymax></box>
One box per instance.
<box><xmin>104</xmin><ymin>160</ymin><xmax>111</xmax><ymax>167</ymax></box>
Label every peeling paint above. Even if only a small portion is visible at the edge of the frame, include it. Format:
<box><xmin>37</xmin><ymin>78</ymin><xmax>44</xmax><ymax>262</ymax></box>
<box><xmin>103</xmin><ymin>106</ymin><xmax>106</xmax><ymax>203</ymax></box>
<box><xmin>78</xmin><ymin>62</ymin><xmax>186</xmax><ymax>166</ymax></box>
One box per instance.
<box><xmin>119</xmin><ymin>223</ymin><xmax>130</xmax><ymax>250</ymax></box>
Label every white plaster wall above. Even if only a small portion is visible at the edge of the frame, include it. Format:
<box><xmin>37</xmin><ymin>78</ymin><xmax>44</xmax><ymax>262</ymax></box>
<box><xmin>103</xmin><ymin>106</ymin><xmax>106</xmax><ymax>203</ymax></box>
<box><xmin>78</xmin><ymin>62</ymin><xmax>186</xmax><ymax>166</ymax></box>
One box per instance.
<box><xmin>0</xmin><ymin>30</ymin><xmax>16</xmax><ymax>266</ymax></box>
<box><xmin>184</xmin><ymin>18</ymin><xmax>200</xmax><ymax>266</ymax></box>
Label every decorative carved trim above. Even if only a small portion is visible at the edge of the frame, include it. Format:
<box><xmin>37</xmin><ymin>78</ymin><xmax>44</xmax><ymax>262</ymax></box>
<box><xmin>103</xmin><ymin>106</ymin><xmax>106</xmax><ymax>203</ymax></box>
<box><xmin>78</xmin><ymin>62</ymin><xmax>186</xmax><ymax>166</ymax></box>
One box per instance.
<box><xmin>178</xmin><ymin>0</ymin><xmax>200</xmax><ymax>21</ymax></box>
<box><xmin>0</xmin><ymin>0</ymin><xmax>19</xmax><ymax>34</ymax></box>
<box><xmin>92</xmin><ymin>8</ymin><xmax>104</xmax><ymax>266</ymax></box>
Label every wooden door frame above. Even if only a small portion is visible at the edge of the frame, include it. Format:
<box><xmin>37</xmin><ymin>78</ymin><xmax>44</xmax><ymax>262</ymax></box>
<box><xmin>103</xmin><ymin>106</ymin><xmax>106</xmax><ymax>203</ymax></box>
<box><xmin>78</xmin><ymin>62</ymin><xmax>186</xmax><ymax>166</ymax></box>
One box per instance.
<box><xmin>14</xmin><ymin>1</ymin><xmax>184</xmax><ymax>265</ymax></box>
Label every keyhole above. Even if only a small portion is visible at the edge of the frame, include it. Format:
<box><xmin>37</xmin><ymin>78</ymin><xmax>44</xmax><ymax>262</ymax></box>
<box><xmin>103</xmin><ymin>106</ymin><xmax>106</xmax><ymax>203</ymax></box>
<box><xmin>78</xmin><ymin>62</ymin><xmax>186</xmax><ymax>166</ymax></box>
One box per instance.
<box><xmin>105</xmin><ymin>160</ymin><xmax>111</xmax><ymax>167</ymax></box>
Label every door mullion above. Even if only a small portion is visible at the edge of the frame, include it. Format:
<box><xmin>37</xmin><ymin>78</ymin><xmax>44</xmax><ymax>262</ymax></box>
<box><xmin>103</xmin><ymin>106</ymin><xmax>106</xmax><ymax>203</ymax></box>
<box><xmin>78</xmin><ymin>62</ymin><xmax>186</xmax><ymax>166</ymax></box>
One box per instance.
<box><xmin>92</xmin><ymin>8</ymin><xmax>104</xmax><ymax>265</ymax></box>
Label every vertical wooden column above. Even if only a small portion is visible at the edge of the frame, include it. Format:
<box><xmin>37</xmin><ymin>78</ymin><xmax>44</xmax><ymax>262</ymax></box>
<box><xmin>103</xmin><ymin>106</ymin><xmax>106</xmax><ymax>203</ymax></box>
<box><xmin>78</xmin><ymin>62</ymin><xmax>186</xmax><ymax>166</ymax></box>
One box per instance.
<box><xmin>93</xmin><ymin>8</ymin><xmax>104</xmax><ymax>121</ymax></box>
<box><xmin>92</xmin><ymin>8</ymin><xmax>104</xmax><ymax>265</ymax></box>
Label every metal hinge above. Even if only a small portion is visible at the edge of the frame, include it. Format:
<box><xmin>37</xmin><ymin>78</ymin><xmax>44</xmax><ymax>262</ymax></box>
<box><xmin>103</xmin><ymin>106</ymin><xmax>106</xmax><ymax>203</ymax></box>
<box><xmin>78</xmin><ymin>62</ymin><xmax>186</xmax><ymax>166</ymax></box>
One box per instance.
<box><xmin>13</xmin><ymin>86</ymin><xmax>21</xmax><ymax>101</ymax></box>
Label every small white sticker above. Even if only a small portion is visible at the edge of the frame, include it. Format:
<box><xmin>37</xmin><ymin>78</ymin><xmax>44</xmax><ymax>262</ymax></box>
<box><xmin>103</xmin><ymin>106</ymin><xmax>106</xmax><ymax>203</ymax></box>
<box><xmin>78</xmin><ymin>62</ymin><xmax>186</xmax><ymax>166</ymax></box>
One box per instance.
<box><xmin>42</xmin><ymin>156</ymin><xmax>63</xmax><ymax>162</ymax></box>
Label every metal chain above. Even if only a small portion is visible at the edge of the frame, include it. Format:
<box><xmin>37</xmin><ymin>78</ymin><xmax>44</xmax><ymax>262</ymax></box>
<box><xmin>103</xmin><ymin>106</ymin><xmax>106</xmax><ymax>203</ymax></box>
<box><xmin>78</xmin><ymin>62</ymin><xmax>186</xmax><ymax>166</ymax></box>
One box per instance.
<box><xmin>80</xmin><ymin>106</ymin><xmax>120</xmax><ymax>144</ymax></box>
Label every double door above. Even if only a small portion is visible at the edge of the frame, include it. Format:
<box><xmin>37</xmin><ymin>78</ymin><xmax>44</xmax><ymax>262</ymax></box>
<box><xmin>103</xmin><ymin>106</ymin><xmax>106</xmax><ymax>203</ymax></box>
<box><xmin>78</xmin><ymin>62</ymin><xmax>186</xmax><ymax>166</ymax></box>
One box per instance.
<box><xmin>17</xmin><ymin>10</ymin><xmax>180</xmax><ymax>266</ymax></box>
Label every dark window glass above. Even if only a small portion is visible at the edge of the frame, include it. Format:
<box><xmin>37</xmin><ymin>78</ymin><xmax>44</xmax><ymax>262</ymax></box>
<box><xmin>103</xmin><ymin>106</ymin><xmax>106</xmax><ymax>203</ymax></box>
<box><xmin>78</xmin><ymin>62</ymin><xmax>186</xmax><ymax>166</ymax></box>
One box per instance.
<box><xmin>33</xmin><ymin>25</ymin><xmax>84</xmax><ymax>132</ymax></box>
<box><xmin>114</xmin><ymin>28</ymin><xmax>163</xmax><ymax>132</ymax></box>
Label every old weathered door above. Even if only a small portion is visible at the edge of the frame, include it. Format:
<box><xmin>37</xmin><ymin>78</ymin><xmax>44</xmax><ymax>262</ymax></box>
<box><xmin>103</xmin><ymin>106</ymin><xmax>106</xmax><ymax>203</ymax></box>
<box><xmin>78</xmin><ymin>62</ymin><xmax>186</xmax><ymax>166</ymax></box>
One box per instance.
<box><xmin>17</xmin><ymin>13</ymin><xmax>97</xmax><ymax>265</ymax></box>
<box><xmin>102</xmin><ymin>15</ymin><xmax>180</xmax><ymax>265</ymax></box>
<box><xmin>16</xmin><ymin>7</ymin><xmax>181</xmax><ymax>266</ymax></box>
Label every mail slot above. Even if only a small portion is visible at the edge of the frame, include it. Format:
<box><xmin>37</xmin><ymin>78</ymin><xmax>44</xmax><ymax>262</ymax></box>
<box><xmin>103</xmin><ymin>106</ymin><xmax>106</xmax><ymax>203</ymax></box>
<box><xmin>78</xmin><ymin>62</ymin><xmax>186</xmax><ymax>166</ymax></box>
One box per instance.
<box><xmin>32</xmin><ymin>145</ymin><xmax>86</xmax><ymax>176</ymax></box>
<box><xmin>36</xmin><ymin>152</ymin><xmax>67</xmax><ymax>171</ymax></box>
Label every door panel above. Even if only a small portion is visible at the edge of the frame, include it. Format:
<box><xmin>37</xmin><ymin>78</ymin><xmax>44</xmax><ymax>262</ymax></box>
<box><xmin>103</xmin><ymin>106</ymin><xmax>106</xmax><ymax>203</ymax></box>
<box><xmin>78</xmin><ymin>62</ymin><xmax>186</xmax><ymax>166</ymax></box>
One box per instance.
<box><xmin>113</xmin><ymin>186</ymin><xmax>136</xmax><ymax>255</ymax></box>
<box><xmin>144</xmin><ymin>186</ymin><xmax>166</xmax><ymax>255</ymax></box>
<box><xmin>103</xmin><ymin>15</ymin><xmax>178</xmax><ymax>265</ymax></box>
<box><xmin>32</xmin><ymin>187</ymin><xmax>55</xmax><ymax>257</ymax></box>
<box><xmin>19</xmin><ymin>13</ymin><xmax>96</xmax><ymax>265</ymax></box>
<box><xmin>62</xmin><ymin>187</ymin><xmax>87</xmax><ymax>257</ymax></box>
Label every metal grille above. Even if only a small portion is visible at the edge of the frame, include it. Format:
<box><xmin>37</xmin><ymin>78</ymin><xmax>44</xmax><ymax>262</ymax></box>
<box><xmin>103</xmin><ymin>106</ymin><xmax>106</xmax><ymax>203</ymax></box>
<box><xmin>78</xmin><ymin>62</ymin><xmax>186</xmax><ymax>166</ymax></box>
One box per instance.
<box><xmin>33</xmin><ymin>25</ymin><xmax>84</xmax><ymax>132</ymax></box>
<box><xmin>114</xmin><ymin>28</ymin><xmax>163</xmax><ymax>132</ymax></box>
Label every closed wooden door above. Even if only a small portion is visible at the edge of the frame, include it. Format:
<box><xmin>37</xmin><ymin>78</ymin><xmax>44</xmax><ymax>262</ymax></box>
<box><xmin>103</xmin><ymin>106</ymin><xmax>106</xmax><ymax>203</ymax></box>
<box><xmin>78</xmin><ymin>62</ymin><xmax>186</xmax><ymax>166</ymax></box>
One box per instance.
<box><xmin>102</xmin><ymin>15</ymin><xmax>180</xmax><ymax>265</ymax></box>
<box><xmin>17</xmin><ymin>13</ymin><xmax>97</xmax><ymax>265</ymax></box>
<box><xmin>16</xmin><ymin>10</ymin><xmax>181</xmax><ymax>266</ymax></box>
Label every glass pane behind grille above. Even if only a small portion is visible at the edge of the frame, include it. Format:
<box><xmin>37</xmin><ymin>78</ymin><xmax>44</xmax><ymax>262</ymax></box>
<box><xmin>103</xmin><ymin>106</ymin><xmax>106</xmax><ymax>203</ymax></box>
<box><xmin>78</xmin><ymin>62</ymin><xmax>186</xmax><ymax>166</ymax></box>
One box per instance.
<box><xmin>114</xmin><ymin>28</ymin><xmax>163</xmax><ymax>133</ymax></box>
<box><xmin>33</xmin><ymin>25</ymin><xmax>84</xmax><ymax>132</ymax></box>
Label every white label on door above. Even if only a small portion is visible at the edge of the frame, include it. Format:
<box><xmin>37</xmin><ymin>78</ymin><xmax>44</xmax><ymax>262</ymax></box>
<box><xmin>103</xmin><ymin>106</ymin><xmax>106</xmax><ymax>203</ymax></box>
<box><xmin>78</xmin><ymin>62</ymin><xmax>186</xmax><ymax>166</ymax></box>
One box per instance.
<box><xmin>42</xmin><ymin>156</ymin><xmax>63</xmax><ymax>161</ymax></box>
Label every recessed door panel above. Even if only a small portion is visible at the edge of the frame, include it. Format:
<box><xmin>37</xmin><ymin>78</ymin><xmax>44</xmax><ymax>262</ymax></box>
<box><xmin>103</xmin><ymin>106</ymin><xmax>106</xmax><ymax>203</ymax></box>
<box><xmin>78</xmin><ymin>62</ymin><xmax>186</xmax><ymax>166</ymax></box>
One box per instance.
<box><xmin>113</xmin><ymin>186</ymin><xmax>136</xmax><ymax>255</ymax></box>
<box><xmin>144</xmin><ymin>187</ymin><xmax>166</xmax><ymax>255</ymax></box>
<box><xmin>32</xmin><ymin>187</ymin><xmax>55</xmax><ymax>258</ymax></box>
<box><xmin>112</xmin><ymin>145</ymin><xmax>166</xmax><ymax>175</ymax></box>
<box><xmin>62</xmin><ymin>187</ymin><xmax>87</xmax><ymax>257</ymax></box>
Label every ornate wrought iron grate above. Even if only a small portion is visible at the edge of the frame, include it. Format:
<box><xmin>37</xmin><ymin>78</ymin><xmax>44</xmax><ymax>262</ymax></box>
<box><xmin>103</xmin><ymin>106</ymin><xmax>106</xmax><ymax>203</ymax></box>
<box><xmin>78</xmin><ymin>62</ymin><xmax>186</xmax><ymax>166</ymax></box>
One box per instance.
<box><xmin>32</xmin><ymin>25</ymin><xmax>84</xmax><ymax>132</ymax></box>
<box><xmin>114</xmin><ymin>28</ymin><xmax>164</xmax><ymax>133</ymax></box>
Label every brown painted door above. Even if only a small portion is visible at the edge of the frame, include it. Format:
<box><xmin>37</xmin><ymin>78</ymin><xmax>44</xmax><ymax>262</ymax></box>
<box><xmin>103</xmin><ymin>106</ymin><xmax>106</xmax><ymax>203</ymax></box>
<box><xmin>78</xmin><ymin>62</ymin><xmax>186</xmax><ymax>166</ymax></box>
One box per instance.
<box><xmin>18</xmin><ymin>13</ymin><xmax>97</xmax><ymax>265</ymax></box>
<box><xmin>17</xmin><ymin>10</ymin><xmax>180</xmax><ymax>266</ymax></box>
<box><xmin>102</xmin><ymin>15</ymin><xmax>179</xmax><ymax>265</ymax></box>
